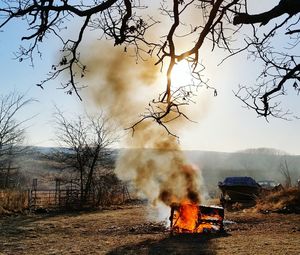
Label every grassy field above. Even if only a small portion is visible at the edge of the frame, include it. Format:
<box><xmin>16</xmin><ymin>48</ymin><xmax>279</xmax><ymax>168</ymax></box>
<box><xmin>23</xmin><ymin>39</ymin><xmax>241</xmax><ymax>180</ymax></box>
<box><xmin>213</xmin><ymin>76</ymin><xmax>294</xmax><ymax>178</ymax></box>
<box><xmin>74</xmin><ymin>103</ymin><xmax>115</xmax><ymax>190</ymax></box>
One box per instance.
<box><xmin>0</xmin><ymin>204</ymin><xmax>299</xmax><ymax>255</ymax></box>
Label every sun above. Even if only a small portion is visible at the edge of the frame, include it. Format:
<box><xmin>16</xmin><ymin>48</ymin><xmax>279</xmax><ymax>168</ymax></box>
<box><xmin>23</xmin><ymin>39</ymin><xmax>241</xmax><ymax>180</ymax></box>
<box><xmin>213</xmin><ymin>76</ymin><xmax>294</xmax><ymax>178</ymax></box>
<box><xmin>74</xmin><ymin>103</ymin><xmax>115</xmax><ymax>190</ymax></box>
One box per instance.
<box><xmin>170</xmin><ymin>61</ymin><xmax>194</xmax><ymax>89</ymax></box>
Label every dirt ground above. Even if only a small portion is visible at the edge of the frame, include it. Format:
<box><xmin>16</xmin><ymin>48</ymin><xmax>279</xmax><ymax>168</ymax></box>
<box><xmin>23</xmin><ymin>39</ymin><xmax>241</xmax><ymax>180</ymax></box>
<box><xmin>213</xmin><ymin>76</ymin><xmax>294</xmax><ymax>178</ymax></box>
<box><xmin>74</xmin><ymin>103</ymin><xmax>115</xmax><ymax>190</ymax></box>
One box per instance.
<box><xmin>0</xmin><ymin>204</ymin><xmax>299</xmax><ymax>255</ymax></box>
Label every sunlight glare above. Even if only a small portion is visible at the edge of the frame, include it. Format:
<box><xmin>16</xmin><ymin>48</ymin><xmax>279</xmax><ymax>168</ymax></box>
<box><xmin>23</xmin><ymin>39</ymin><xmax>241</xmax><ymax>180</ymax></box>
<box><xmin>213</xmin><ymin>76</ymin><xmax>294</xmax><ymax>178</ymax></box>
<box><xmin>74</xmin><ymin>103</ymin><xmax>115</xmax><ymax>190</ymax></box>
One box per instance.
<box><xmin>170</xmin><ymin>61</ymin><xmax>194</xmax><ymax>88</ymax></box>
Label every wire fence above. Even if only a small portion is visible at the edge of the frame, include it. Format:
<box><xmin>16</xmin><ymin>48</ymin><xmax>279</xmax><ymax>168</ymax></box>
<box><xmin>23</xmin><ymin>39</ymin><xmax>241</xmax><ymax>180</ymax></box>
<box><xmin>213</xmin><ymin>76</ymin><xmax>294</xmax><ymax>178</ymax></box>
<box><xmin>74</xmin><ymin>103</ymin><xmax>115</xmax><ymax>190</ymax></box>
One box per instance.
<box><xmin>0</xmin><ymin>178</ymin><xmax>131</xmax><ymax>213</ymax></box>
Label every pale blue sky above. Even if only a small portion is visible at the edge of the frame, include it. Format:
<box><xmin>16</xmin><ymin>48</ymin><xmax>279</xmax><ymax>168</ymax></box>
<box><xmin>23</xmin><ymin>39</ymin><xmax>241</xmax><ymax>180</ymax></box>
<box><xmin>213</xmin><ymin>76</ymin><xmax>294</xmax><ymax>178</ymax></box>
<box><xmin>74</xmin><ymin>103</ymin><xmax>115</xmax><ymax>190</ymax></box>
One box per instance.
<box><xmin>0</xmin><ymin>1</ymin><xmax>299</xmax><ymax>154</ymax></box>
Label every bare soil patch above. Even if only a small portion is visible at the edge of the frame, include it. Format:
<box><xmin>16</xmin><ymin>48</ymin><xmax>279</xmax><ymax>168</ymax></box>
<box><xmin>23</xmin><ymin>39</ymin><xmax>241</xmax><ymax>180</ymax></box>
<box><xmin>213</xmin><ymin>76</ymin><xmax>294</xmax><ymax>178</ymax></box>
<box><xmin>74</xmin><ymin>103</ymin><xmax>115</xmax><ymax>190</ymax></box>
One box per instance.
<box><xmin>0</xmin><ymin>205</ymin><xmax>299</xmax><ymax>255</ymax></box>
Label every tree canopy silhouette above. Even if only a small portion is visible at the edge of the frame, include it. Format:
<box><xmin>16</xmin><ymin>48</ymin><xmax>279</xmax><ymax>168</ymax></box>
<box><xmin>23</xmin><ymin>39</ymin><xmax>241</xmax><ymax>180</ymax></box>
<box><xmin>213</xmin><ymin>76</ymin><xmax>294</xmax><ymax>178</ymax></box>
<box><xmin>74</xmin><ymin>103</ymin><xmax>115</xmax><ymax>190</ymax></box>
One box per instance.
<box><xmin>1</xmin><ymin>0</ymin><xmax>299</xmax><ymax>133</ymax></box>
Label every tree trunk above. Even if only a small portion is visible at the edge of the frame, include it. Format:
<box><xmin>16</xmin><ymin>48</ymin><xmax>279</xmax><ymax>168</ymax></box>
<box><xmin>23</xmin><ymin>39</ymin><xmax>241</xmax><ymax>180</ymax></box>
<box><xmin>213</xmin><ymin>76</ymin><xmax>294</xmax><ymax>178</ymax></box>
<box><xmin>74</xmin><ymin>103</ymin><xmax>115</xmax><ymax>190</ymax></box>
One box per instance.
<box><xmin>84</xmin><ymin>146</ymin><xmax>100</xmax><ymax>204</ymax></box>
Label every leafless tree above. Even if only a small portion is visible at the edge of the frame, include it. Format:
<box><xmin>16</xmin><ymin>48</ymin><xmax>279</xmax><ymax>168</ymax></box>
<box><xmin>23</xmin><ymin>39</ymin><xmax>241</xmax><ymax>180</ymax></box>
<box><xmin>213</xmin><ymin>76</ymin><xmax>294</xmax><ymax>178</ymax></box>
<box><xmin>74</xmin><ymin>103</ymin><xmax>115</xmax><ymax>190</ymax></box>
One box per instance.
<box><xmin>279</xmin><ymin>159</ymin><xmax>292</xmax><ymax>188</ymax></box>
<box><xmin>53</xmin><ymin>108</ymin><xmax>119</xmax><ymax>205</ymax></box>
<box><xmin>0</xmin><ymin>91</ymin><xmax>35</xmax><ymax>188</ymax></box>
<box><xmin>1</xmin><ymin>1</ymin><xmax>299</xmax><ymax>134</ymax></box>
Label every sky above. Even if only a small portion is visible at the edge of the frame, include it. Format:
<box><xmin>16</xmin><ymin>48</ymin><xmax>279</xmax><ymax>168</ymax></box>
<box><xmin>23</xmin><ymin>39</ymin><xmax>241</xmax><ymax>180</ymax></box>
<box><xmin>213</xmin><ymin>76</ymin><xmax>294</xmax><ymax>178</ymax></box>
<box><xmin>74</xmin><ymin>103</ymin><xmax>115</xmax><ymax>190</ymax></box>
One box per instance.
<box><xmin>0</xmin><ymin>0</ymin><xmax>300</xmax><ymax>155</ymax></box>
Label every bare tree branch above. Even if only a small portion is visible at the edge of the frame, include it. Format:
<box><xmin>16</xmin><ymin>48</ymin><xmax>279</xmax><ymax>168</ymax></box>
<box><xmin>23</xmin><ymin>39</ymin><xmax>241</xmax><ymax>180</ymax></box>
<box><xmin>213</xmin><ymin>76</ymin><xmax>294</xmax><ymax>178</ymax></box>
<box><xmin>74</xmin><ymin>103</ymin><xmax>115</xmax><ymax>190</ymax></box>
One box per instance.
<box><xmin>2</xmin><ymin>0</ymin><xmax>300</xmax><ymax>136</ymax></box>
<box><xmin>233</xmin><ymin>0</ymin><xmax>300</xmax><ymax>26</ymax></box>
<box><xmin>0</xmin><ymin>91</ymin><xmax>36</xmax><ymax>188</ymax></box>
<box><xmin>53</xmin><ymin>107</ymin><xmax>119</xmax><ymax>204</ymax></box>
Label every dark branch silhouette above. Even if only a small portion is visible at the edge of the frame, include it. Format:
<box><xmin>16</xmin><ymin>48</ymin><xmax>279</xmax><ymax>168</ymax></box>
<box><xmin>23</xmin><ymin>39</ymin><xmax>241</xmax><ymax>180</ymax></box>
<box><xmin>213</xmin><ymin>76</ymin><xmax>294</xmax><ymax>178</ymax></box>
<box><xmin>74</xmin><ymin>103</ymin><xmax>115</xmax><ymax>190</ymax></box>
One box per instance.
<box><xmin>232</xmin><ymin>0</ymin><xmax>300</xmax><ymax>119</ymax></box>
<box><xmin>233</xmin><ymin>0</ymin><xmax>300</xmax><ymax>26</ymax></box>
<box><xmin>1</xmin><ymin>0</ymin><xmax>300</xmax><ymax>135</ymax></box>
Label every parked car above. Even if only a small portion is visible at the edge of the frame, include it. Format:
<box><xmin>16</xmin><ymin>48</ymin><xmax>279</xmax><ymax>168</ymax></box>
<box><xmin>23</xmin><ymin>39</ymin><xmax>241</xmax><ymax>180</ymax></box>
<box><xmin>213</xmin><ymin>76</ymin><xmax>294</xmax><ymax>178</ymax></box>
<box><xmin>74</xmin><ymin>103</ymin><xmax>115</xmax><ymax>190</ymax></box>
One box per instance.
<box><xmin>218</xmin><ymin>176</ymin><xmax>261</xmax><ymax>209</ymax></box>
<box><xmin>257</xmin><ymin>180</ymin><xmax>283</xmax><ymax>192</ymax></box>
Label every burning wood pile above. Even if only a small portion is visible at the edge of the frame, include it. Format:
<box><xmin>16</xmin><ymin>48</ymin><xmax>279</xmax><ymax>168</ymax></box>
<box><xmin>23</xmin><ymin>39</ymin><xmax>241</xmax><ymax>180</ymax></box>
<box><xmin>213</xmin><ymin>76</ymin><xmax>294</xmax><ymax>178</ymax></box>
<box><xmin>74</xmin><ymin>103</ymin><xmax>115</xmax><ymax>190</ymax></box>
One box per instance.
<box><xmin>170</xmin><ymin>202</ymin><xmax>224</xmax><ymax>234</ymax></box>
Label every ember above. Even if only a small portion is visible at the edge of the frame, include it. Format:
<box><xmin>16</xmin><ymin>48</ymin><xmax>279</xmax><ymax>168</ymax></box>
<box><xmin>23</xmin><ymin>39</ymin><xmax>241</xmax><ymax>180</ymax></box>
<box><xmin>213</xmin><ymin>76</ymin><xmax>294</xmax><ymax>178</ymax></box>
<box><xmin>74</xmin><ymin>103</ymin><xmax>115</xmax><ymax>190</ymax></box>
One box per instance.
<box><xmin>170</xmin><ymin>203</ymin><xmax>224</xmax><ymax>234</ymax></box>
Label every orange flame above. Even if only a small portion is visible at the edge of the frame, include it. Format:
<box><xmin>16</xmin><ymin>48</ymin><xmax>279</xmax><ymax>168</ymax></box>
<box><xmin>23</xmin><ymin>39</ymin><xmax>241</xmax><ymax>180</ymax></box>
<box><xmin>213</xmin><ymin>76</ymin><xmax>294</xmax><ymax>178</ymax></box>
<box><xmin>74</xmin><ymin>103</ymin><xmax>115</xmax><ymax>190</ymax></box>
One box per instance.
<box><xmin>171</xmin><ymin>202</ymin><xmax>224</xmax><ymax>234</ymax></box>
<box><xmin>174</xmin><ymin>203</ymin><xmax>199</xmax><ymax>232</ymax></box>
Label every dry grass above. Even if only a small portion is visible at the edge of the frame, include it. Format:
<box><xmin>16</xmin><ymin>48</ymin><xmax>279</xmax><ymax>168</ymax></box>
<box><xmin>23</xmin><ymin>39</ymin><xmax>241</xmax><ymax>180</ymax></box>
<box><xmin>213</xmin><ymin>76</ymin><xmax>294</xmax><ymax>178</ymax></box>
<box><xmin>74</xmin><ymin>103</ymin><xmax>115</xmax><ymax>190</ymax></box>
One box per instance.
<box><xmin>0</xmin><ymin>190</ymin><xmax>28</xmax><ymax>215</ymax></box>
<box><xmin>255</xmin><ymin>188</ymin><xmax>300</xmax><ymax>212</ymax></box>
<box><xmin>0</xmin><ymin>204</ymin><xmax>299</xmax><ymax>255</ymax></box>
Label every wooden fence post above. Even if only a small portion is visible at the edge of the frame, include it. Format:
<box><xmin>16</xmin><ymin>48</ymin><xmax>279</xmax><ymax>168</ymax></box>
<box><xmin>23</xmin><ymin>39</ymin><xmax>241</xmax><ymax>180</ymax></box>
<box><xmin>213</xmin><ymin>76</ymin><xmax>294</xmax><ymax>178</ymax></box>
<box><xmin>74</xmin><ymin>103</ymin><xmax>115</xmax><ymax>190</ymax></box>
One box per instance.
<box><xmin>27</xmin><ymin>189</ymin><xmax>30</xmax><ymax>209</ymax></box>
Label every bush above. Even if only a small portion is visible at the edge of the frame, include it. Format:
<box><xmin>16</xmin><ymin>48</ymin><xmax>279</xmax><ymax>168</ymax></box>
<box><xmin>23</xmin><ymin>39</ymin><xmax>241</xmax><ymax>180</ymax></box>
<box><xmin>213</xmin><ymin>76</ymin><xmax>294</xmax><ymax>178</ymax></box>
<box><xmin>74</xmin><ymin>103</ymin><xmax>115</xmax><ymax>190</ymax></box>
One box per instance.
<box><xmin>0</xmin><ymin>189</ymin><xmax>29</xmax><ymax>214</ymax></box>
<box><xmin>255</xmin><ymin>187</ymin><xmax>300</xmax><ymax>213</ymax></box>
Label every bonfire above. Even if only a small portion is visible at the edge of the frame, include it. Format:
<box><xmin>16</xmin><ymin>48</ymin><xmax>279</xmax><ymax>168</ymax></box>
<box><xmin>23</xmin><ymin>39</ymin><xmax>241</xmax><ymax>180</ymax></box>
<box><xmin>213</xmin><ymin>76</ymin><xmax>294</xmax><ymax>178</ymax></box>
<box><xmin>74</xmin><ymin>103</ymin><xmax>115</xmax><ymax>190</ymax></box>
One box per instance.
<box><xmin>170</xmin><ymin>201</ymin><xmax>224</xmax><ymax>234</ymax></box>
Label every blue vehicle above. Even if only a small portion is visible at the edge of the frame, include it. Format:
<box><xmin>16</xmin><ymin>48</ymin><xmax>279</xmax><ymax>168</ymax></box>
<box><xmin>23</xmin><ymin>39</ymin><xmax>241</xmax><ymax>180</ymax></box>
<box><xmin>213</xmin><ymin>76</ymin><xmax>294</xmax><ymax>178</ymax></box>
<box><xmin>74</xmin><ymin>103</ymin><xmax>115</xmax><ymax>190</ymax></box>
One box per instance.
<box><xmin>218</xmin><ymin>176</ymin><xmax>261</xmax><ymax>208</ymax></box>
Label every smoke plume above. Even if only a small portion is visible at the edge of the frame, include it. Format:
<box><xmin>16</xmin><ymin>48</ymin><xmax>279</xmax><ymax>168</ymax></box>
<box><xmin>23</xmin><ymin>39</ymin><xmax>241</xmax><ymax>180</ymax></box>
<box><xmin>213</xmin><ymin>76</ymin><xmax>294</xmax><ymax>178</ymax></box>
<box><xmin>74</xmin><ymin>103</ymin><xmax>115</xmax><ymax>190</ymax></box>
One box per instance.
<box><xmin>82</xmin><ymin>42</ymin><xmax>203</xmax><ymax>206</ymax></box>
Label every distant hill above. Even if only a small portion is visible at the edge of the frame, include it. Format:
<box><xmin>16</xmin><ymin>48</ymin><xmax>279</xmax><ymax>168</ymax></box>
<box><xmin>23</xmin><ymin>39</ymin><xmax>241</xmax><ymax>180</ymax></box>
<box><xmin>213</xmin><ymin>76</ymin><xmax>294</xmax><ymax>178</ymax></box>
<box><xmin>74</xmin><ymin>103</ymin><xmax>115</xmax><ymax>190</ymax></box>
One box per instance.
<box><xmin>184</xmin><ymin>148</ymin><xmax>300</xmax><ymax>193</ymax></box>
<box><xmin>16</xmin><ymin>146</ymin><xmax>300</xmax><ymax>190</ymax></box>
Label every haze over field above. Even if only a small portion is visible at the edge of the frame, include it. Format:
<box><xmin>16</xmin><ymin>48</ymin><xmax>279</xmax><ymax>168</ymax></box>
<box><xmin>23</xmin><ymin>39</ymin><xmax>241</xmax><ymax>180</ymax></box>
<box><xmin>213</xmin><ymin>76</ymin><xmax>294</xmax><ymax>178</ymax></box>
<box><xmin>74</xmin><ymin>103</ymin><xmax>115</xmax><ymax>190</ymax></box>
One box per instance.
<box><xmin>17</xmin><ymin>147</ymin><xmax>300</xmax><ymax>191</ymax></box>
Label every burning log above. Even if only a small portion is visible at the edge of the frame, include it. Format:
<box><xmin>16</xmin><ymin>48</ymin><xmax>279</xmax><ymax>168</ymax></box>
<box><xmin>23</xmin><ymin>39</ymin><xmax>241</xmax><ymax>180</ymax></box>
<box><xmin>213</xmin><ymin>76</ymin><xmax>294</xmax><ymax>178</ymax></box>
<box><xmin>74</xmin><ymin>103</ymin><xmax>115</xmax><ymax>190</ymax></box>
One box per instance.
<box><xmin>170</xmin><ymin>203</ymin><xmax>224</xmax><ymax>234</ymax></box>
